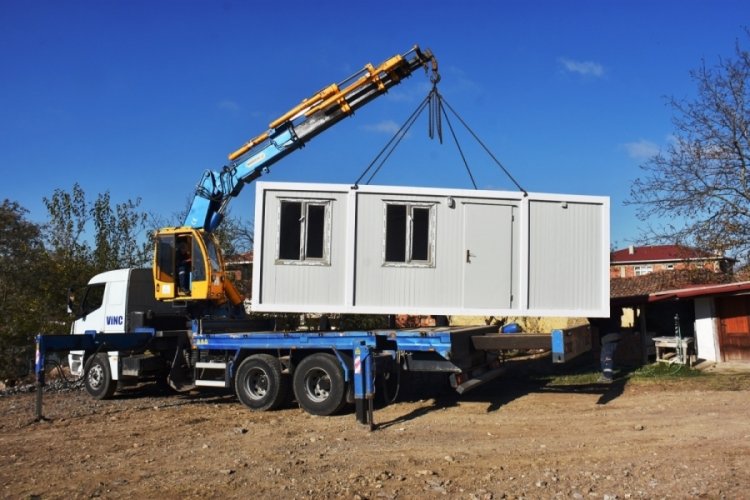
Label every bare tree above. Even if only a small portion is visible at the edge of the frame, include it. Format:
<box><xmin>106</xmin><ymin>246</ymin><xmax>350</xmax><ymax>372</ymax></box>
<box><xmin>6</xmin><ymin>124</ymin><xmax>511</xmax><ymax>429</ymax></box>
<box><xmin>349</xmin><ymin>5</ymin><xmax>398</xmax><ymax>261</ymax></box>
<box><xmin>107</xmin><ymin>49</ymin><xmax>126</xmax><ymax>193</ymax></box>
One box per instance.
<box><xmin>629</xmin><ymin>34</ymin><xmax>750</xmax><ymax>261</ymax></box>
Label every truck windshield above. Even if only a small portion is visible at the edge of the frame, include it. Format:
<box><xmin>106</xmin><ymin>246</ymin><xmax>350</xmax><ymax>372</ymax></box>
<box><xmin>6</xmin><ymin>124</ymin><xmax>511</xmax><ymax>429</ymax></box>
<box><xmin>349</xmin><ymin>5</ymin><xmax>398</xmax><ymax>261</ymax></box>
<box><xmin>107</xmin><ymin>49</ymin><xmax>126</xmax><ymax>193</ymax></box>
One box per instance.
<box><xmin>201</xmin><ymin>233</ymin><xmax>222</xmax><ymax>273</ymax></box>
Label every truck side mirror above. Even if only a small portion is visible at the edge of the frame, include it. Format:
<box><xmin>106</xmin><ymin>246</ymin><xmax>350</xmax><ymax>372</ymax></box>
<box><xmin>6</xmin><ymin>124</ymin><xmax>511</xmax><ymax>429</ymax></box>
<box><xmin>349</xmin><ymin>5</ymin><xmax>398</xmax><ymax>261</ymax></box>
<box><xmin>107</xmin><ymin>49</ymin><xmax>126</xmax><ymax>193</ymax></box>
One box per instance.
<box><xmin>67</xmin><ymin>288</ymin><xmax>75</xmax><ymax>315</ymax></box>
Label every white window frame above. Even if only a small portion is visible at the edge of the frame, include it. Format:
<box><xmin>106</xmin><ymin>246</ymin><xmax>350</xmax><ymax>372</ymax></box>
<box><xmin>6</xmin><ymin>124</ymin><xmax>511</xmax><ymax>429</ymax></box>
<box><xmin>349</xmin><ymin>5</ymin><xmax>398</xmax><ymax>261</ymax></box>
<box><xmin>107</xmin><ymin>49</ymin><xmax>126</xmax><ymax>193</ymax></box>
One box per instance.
<box><xmin>275</xmin><ymin>198</ymin><xmax>332</xmax><ymax>266</ymax></box>
<box><xmin>382</xmin><ymin>201</ymin><xmax>437</xmax><ymax>268</ymax></box>
<box><xmin>634</xmin><ymin>264</ymin><xmax>653</xmax><ymax>276</ymax></box>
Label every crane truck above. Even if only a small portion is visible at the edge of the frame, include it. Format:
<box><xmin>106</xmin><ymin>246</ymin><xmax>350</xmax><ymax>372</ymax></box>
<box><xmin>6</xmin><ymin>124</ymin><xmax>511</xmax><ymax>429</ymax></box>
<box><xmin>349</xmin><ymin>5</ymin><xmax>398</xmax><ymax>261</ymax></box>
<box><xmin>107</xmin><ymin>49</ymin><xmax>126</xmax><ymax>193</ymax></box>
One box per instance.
<box><xmin>34</xmin><ymin>45</ymin><xmax>593</xmax><ymax>427</ymax></box>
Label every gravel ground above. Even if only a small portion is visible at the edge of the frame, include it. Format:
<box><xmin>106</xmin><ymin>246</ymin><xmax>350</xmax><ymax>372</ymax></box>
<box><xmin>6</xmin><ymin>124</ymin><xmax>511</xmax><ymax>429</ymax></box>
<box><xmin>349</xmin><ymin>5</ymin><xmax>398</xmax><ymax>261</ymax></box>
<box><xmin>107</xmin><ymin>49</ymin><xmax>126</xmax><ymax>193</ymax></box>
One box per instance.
<box><xmin>1</xmin><ymin>367</ymin><xmax>749</xmax><ymax>499</ymax></box>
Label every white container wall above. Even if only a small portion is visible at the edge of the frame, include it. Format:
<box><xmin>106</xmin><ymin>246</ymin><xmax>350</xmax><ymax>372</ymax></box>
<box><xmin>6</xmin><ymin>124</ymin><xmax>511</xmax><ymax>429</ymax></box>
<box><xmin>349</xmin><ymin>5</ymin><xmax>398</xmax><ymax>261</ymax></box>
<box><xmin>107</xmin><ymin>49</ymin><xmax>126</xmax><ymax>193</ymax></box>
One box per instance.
<box><xmin>252</xmin><ymin>182</ymin><xmax>610</xmax><ymax>317</ymax></box>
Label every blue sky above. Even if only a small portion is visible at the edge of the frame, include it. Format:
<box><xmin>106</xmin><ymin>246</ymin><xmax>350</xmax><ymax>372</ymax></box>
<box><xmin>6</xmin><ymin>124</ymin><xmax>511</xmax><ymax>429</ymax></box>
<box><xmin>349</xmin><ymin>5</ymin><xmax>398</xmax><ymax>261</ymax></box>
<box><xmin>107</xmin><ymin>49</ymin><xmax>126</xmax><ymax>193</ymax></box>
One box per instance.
<box><xmin>1</xmin><ymin>0</ymin><xmax>748</xmax><ymax>249</ymax></box>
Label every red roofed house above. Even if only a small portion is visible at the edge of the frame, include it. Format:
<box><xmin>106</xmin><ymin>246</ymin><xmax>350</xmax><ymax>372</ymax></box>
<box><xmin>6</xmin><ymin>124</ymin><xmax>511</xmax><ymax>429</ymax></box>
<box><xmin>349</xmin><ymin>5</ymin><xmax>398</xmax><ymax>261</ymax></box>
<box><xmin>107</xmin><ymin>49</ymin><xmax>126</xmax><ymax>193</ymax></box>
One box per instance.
<box><xmin>224</xmin><ymin>251</ymin><xmax>253</xmax><ymax>297</ymax></box>
<box><xmin>608</xmin><ymin>246</ymin><xmax>745</xmax><ymax>365</ymax></box>
<box><xmin>610</xmin><ymin>245</ymin><xmax>734</xmax><ymax>279</ymax></box>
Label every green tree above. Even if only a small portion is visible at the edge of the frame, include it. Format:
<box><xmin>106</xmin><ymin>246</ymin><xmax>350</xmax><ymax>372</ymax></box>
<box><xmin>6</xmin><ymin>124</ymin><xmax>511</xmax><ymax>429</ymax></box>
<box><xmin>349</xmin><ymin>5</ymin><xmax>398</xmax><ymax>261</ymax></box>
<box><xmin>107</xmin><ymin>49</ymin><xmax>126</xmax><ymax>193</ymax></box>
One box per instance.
<box><xmin>92</xmin><ymin>192</ymin><xmax>150</xmax><ymax>270</ymax></box>
<box><xmin>43</xmin><ymin>183</ymin><xmax>88</xmax><ymax>262</ymax></box>
<box><xmin>44</xmin><ymin>183</ymin><xmax>151</xmax><ymax>274</ymax></box>
<box><xmin>0</xmin><ymin>200</ymin><xmax>48</xmax><ymax>379</ymax></box>
<box><xmin>630</xmin><ymin>35</ymin><xmax>750</xmax><ymax>261</ymax></box>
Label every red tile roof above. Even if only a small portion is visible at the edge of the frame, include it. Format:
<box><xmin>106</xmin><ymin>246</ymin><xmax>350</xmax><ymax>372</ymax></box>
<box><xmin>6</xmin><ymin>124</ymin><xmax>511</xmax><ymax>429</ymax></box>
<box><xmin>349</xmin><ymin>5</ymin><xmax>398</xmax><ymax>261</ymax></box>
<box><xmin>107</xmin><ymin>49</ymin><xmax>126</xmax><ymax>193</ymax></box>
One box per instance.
<box><xmin>610</xmin><ymin>245</ymin><xmax>722</xmax><ymax>264</ymax></box>
<box><xmin>610</xmin><ymin>268</ymin><xmax>733</xmax><ymax>299</ymax></box>
<box><xmin>649</xmin><ymin>281</ymin><xmax>750</xmax><ymax>302</ymax></box>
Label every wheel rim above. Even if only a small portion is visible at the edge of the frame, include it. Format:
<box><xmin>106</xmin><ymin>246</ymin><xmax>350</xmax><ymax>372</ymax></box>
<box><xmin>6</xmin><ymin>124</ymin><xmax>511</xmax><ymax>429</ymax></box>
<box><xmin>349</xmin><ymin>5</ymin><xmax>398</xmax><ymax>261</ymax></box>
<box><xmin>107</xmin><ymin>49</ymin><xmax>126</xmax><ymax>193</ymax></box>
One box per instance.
<box><xmin>303</xmin><ymin>368</ymin><xmax>332</xmax><ymax>403</ymax></box>
<box><xmin>88</xmin><ymin>364</ymin><xmax>104</xmax><ymax>389</ymax></box>
<box><xmin>244</xmin><ymin>368</ymin><xmax>269</xmax><ymax>400</ymax></box>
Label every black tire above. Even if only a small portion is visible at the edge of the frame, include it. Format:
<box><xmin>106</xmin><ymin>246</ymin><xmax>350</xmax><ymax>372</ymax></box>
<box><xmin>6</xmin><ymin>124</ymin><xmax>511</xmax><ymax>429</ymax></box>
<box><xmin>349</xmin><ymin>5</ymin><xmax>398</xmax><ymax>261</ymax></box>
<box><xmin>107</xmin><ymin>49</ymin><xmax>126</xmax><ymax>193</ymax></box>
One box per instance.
<box><xmin>293</xmin><ymin>353</ymin><xmax>346</xmax><ymax>416</ymax></box>
<box><xmin>84</xmin><ymin>353</ymin><xmax>116</xmax><ymax>399</ymax></box>
<box><xmin>235</xmin><ymin>354</ymin><xmax>289</xmax><ymax>411</ymax></box>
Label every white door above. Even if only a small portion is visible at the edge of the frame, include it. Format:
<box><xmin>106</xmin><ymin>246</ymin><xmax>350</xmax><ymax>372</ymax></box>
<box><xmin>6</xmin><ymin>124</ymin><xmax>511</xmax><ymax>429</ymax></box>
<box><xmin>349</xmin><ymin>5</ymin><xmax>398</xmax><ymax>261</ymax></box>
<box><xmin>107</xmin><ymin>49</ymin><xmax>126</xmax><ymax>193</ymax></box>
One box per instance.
<box><xmin>462</xmin><ymin>203</ymin><xmax>514</xmax><ymax>309</ymax></box>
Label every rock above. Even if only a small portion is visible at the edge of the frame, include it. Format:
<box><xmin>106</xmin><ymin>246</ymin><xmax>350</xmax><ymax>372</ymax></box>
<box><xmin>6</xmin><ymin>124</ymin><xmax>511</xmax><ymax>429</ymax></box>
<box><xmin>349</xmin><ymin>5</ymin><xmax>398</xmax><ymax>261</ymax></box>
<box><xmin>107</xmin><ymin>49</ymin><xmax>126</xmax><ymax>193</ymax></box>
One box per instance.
<box><xmin>415</xmin><ymin>470</ymin><xmax>436</xmax><ymax>476</ymax></box>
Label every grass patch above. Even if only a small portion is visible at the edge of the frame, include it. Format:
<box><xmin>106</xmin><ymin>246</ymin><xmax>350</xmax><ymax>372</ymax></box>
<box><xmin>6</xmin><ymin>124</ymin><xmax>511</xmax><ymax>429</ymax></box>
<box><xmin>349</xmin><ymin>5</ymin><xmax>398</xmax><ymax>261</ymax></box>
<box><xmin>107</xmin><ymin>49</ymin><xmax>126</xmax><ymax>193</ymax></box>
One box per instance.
<box><xmin>631</xmin><ymin>363</ymin><xmax>704</xmax><ymax>379</ymax></box>
<box><xmin>542</xmin><ymin>371</ymin><xmax>601</xmax><ymax>386</ymax></box>
<box><xmin>532</xmin><ymin>361</ymin><xmax>750</xmax><ymax>391</ymax></box>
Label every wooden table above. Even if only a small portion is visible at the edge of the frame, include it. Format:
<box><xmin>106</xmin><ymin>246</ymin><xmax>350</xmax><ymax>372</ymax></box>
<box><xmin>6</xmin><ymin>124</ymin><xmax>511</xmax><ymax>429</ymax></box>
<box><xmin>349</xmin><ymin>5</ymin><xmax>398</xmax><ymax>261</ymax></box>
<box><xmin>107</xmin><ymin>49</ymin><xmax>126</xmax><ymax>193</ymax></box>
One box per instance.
<box><xmin>652</xmin><ymin>336</ymin><xmax>694</xmax><ymax>365</ymax></box>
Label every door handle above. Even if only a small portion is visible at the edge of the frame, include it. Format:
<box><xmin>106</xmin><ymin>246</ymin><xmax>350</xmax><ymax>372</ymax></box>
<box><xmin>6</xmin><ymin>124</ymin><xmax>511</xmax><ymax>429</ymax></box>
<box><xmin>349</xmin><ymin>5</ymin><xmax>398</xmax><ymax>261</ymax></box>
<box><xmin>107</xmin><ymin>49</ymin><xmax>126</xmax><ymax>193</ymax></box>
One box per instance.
<box><xmin>466</xmin><ymin>249</ymin><xmax>472</xmax><ymax>263</ymax></box>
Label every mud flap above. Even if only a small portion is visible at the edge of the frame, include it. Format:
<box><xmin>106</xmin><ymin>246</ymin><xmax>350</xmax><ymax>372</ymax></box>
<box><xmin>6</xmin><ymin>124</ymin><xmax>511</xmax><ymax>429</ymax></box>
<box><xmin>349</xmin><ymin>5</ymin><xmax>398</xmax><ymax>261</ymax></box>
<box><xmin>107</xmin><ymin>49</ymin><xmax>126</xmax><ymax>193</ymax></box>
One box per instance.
<box><xmin>167</xmin><ymin>346</ymin><xmax>195</xmax><ymax>392</ymax></box>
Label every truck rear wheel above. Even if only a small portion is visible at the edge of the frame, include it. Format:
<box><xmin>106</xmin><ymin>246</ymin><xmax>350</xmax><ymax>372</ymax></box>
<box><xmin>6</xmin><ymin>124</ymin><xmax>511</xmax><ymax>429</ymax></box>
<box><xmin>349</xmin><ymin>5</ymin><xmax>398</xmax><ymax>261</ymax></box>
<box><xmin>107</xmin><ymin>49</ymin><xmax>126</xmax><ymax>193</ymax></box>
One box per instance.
<box><xmin>84</xmin><ymin>353</ymin><xmax>116</xmax><ymax>399</ymax></box>
<box><xmin>293</xmin><ymin>353</ymin><xmax>346</xmax><ymax>416</ymax></box>
<box><xmin>235</xmin><ymin>354</ymin><xmax>288</xmax><ymax>411</ymax></box>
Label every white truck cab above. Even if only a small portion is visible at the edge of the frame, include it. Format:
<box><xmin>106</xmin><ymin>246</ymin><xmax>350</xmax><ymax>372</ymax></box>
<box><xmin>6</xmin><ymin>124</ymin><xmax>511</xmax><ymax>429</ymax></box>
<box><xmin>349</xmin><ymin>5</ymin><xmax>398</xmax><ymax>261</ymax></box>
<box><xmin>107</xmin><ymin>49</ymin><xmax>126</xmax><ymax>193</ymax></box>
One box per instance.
<box><xmin>68</xmin><ymin>269</ymin><xmax>187</xmax><ymax>394</ymax></box>
<box><xmin>69</xmin><ymin>269</ymin><xmax>132</xmax><ymax>378</ymax></box>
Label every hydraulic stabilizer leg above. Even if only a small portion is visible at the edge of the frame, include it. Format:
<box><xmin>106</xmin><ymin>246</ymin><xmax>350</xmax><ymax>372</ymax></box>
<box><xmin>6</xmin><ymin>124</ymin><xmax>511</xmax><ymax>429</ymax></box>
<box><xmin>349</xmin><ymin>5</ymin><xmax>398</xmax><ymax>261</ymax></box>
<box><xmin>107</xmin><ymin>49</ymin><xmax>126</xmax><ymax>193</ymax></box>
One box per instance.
<box><xmin>353</xmin><ymin>343</ymin><xmax>375</xmax><ymax>430</ymax></box>
<box><xmin>34</xmin><ymin>338</ymin><xmax>48</xmax><ymax>422</ymax></box>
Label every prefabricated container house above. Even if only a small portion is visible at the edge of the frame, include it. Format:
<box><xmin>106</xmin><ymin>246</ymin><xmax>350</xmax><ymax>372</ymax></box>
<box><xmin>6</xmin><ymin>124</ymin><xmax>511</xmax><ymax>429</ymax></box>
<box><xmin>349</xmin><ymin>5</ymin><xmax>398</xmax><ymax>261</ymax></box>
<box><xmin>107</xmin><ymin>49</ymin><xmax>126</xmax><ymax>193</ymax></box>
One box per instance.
<box><xmin>252</xmin><ymin>182</ymin><xmax>610</xmax><ymax>318</ymax></box>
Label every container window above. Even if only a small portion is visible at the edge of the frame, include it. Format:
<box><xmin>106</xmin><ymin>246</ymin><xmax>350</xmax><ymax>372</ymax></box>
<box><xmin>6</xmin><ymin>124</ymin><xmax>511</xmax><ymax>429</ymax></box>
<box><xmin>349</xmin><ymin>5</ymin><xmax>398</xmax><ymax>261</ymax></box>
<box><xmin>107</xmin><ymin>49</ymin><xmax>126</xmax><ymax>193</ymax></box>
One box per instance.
<box><xmin>277</xmin><ymin>199</ymin><xmax>331</xmax><ymax>265</ymax></box>
<box><xmin>384</xmin><ymin>202</ymin><xmax>435</xmax><ymax>267</ymax></box>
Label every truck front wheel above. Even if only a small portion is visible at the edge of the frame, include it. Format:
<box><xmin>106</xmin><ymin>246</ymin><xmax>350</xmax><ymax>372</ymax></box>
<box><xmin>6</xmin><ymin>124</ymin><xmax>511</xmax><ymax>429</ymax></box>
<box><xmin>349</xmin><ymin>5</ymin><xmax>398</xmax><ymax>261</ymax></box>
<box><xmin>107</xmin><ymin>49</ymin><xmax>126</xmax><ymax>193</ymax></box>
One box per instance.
<box><xmin>84</xmin><ymin>353</ymin><xmax>116</xmax><ymax>399</ymax></box>
<box><xmin>293</xmin><ymin>353</ymin><xmax>346</xmax><ymax>416</ymax></box>
<box><xmin>235</xmin><ymin>354</ymin><xmax>289</xmax><ymax>411</ymax></box>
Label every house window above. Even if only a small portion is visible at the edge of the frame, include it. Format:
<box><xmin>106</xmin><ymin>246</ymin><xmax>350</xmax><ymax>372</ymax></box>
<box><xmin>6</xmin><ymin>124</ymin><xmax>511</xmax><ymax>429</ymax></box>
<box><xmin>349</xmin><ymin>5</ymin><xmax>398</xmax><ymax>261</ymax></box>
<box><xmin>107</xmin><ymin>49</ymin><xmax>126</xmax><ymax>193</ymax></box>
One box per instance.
<box><xmin>665</xmin><ymin>263</ymin><xmax>674</xmax><ymax>271</ymax></box>
<box><xmin>634</xmin><ymin>265</ymin><xmax>653</xmax><ymax>276</ymax></box>
<box><xmin>383</xmin><ymin>202</ymin><xmax>435</xmax><ymax>267</ymax></box>
<box><xmin>277</xmin><ymin>199</ymin><xmax>331</xmax><ymax>265</ymax></box>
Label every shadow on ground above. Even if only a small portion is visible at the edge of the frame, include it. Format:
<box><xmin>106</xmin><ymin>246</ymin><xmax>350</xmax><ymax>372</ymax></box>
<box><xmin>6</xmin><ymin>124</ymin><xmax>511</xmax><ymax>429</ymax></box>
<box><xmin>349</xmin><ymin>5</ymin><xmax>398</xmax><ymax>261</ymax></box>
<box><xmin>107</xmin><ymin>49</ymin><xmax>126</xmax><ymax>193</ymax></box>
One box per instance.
<box><xmin>376</xmin><ymin>353</ymin><xmax>638</xmax><ymax>428</ymax></box>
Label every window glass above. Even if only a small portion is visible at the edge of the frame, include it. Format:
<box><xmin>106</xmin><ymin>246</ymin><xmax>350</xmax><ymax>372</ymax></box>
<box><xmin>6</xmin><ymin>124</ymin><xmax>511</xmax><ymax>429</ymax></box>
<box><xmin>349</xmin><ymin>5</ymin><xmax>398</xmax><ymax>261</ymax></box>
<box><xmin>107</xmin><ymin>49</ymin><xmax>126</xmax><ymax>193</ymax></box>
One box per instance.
<box><xmin>201</xmin><ymin>233</ymin><xmax>222</xmax><ymax>272</ymax></box>
<box><xmin>411</xmin><ymin>207</ymin><xmax>430</xmax><ymax>261</ymax></box>
<box><xmin>192</xmin><ymin>238</ymin><xmax>206</xmax><ymax>281</ymax></box>
<box><xmin>385</xmin><ymin>204</ymin><xmax>407</xmax><ymax>262</ymax></box>
<box><xmin>80</xmin><ymin>283</ymin><xmax>105</xmax><ymax>317</ymax></box>
<box><xmin>306</xmin><ymin>204</ymin><xmax>326</xmax><ymax>259</ymax></box>
<box><xmin>156</xmin><ymin>235</ymin><xmax>175</xmax><ymax>279</ymax></box>
<box><xmin>279</xmin><ymin>201</ymin><xmax>302</xmax><ymax>260</ymax></box>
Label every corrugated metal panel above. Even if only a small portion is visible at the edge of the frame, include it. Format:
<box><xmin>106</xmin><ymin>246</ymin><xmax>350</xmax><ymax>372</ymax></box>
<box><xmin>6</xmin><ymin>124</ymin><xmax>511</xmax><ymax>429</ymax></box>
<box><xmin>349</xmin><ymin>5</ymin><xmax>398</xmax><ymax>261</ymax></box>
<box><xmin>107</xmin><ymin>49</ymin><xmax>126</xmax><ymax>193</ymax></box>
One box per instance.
<box><xmin>527</xmin><ymin>200</ymin><xmax>604</xmax><ymax>312</ymax></box>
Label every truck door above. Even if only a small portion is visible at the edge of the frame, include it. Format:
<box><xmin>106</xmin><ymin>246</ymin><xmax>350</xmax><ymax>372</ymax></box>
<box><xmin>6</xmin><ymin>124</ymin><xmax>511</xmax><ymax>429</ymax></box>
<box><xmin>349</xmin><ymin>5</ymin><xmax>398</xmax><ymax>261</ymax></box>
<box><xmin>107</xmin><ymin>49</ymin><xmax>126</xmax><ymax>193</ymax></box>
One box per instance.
<box><xmin>74</xmin><ymin>283</ymin><xmax>106</xmax><ymax>334</ymax></box>
<box><xmin>154</xmin><ymin>234</ymin><xmax>177</xmax><ymax>300</ymax></box>
<box><xmin>102</xmin><ymin>279</ymin><xmax>127</xmax><ymax>333</ymax></box>
<box><xmin>72</xmin><ymin>278</ymin><xmax>128</xmax><ymax>334</ymax></box>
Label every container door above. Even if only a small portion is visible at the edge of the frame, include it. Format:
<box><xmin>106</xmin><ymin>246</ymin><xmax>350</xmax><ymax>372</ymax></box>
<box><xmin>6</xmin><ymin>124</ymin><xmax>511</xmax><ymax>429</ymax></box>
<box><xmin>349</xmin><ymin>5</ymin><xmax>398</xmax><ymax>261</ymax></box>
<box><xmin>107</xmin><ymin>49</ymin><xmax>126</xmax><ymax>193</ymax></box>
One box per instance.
<box><xmin>462</xmin><ymin>203</ymin><xmax>514</xmax><ymax>309</ymax></box>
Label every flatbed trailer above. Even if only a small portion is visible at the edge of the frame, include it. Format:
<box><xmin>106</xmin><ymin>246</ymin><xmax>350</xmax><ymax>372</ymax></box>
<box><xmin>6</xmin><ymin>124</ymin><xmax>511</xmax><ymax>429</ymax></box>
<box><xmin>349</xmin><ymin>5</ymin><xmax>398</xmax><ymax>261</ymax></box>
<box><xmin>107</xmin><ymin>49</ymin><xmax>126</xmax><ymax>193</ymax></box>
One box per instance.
<box><xmin>35</xmin><ymin>324</ymin><xmax>591</xmax><ymax>429</ymax></box>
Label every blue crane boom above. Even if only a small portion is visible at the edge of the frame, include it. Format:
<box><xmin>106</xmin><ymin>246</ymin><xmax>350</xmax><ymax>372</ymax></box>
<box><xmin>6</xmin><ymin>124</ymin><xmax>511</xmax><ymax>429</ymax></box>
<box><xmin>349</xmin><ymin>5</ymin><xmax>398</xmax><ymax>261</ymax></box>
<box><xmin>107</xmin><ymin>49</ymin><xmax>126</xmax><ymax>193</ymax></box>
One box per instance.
<box><xmin>184</xmin><ymin>45</ymin><xmax>439</xmax><ymax>232</ymax></box>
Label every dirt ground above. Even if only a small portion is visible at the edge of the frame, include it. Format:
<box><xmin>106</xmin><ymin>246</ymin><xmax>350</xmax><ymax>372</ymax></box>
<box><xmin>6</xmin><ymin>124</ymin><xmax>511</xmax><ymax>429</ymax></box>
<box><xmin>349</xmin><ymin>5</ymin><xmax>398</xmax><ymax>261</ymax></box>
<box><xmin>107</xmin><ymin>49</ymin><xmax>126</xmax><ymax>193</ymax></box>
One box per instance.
<box><xmin>2</xmin><ymin>367</ymin><xmax>749</xmax><ymax>499</ymax></box>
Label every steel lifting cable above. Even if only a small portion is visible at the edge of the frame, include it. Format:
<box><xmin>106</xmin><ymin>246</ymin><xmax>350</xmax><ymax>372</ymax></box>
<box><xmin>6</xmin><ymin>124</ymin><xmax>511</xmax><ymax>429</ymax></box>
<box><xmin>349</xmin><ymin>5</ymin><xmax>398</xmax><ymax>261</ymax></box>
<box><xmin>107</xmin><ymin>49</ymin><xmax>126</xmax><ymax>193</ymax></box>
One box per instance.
<box><xmin>438</xmin><ymin>93</ymin><xmax>527</xmax><ymax>196</ymax></box>
<box><xmin>353</xmin><ymin>92</ymin><xmax>432</xmax><ymax>188</ymax></box>
<box><xmin>437</xmin><ymin>94</ymin><xmax>478</xmax><ymax>190</ymax></box>
<box><xmin>428</xmin><ymin>85</ymin><xmax>443</xmax><ymax>143</ymax></box>
<box><xmin>354</xmin><ymin>84</ymin><xmax>527</xmax><ymax>195</ymax></box>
